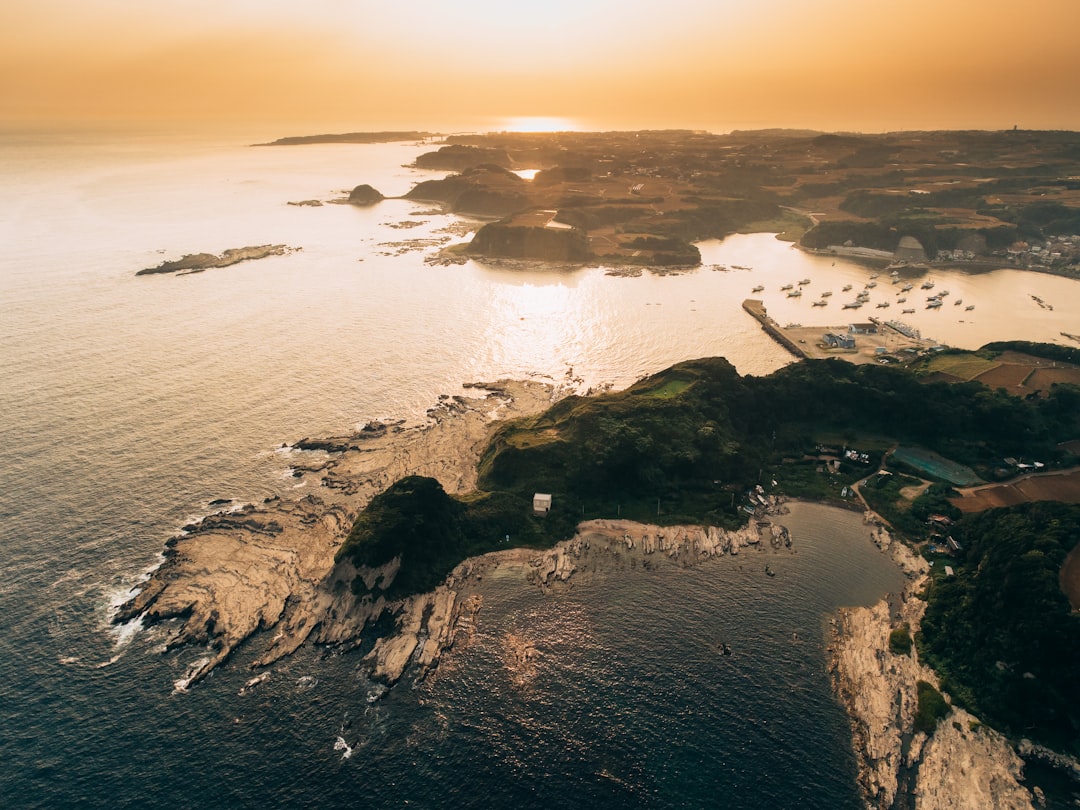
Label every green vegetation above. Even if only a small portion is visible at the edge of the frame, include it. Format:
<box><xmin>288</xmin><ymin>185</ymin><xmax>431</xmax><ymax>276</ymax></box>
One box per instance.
<box><xmin>342</xmin><ymin>349</ymin><xmax>1080</xmax><ymax>600</ymax></box>
<box><xmin>914</xmin><ymin>680</ymin><xmax>950</xmax><ymax>734</ymax></box>
<box><xmin>919</xmin><ymin>502</ymin><xmax>1080</xmax><ymax>751</ymax></box>
<box><xmin>335</xmin><ymin>475</ymin><xmax>564</xmax><ymax>599</ymax></box>
<box><xmin>889</xmin><ymin>624</ymin><xmax>913</xmax><ymax>656</ymax></box>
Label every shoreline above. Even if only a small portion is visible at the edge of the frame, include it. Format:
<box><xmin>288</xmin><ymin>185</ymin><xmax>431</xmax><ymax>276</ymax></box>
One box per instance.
<box><xmin>830</xmin><ymin>521</ymin><xmax>1038</xmax><ymax>809</ymax></box>
<box><xmin>115</xmin><ymin>379</ymin><xmax>557</xmax><ymax>691</ymax></box>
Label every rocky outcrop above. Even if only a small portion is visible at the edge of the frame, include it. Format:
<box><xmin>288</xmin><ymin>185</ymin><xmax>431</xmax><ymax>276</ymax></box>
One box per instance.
<box><xmin>831</xmin><ymin>524</ymin><xmax>1035</xmax><ymax>810</ymax></box>
<box><xmin>115</xmin><ymin>380</ymin><xmax>555</xmax><ymax>691</ymax></box>
<box><xmin>915</xmin><ymin>709</ymin><xmax>1033</xmax><ymax>809</ymax></box>
<box><xmin>136</xmin><ymin>245</ymin><xmax>298</xmax><ymax>276</ymax></box>
<box><xmin>467</xmin><ymin>221</ymin><xmax>590</xmax><ymax>262</ymax></box>
<box><xmin>347</xmin><ymin>184</ymin><xmax>384</xmax><ymax>205</ymax></box>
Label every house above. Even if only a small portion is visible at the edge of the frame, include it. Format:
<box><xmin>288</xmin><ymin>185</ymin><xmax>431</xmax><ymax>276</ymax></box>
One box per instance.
<box><xmin>848</xmin><ymin>322</ymin><xmax>878</xmax><ymax>335</ymax></box>
<box><xmin>823</xmin><ymin>332</ymin><xmax>856</xmax><ymax>349</ymax></box>
<box><xmin>533</xmin><ymin>493</ymin><xmax>552</xmax><ymax>516</ymax></box>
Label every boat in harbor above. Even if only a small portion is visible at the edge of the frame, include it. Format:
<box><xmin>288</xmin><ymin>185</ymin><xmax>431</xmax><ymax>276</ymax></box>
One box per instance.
<box><xmin>787</xmin><ymin>289</ymin><xmax>802</xmax><ymax>297</ymax></box>
<box><xmin>876</xmin><ymin>301</ymin><xmax>890</xmax><ymax>308</ymax></box>
<box><xmin>927</xmin><ymin>299</ymin><xmax>943</xmax><ymax>309</ymax></box>
<box><xmin>869</xmin><ymin>273</ymin><xmax>879</xmax><ymax>279</ymax></box>
<box><xmin>842</xmin><ymin>301</ymin><xmax>862</xmax><ymax>309</ymax></box>
<box><xmin>954</xmin><ymin>298</ymin><xmax>963</xmax><ymax>306</ymax></box>
<box><xmin>897</xmin><ymin>297</ymin><xmax>907</xmax><ymax>303</ymax></box>
<box><xmin>752</xmin><ymin>285</ymin><xmax>764</xmax><ymax>293</ymax></box>
<box><xmin>921</xmin><ymin>279</ymin><xmax>935</xmax><ymax>289</ymax></box>
<box><xmin>842</xmin><ymin>284</ymin><xmax>853</xmax><ymax>292</ymax></box>
<box><xmin>902</xmin><ymin>308</ymin><xmax>915</xmax><ymax>314</ymax></box>
<box><xmin>900</xmin><ymin>283</ymin><xmax>913</xmax><ymax>292</ymax></box>
<box><xmin>965</xmin><ymin>304</ymin><xmax>975</xmax><ymax>311</ymax></box>
<box><xmin>780</xmin><ymin>283</ymin><xmax>794</xmax><ymax>291</ymax></box>
<box><xmin>865</xmin><ymin>281</ymin><xmax>877</xmax><ymax>288</ymax></box>
<box><xmin>812</xmin><ymin>299</ymin><xmax>828</xmax><ymax>307</ymax></box>
<box><xmin>820</xmin><ymin>291</ymin><xmax>832</xmax><ymax>297</ymax></box>
<box><xmin>798</xmin><ymin>278</ymin><xmax>811</xmax><ymax>285</ymax></box>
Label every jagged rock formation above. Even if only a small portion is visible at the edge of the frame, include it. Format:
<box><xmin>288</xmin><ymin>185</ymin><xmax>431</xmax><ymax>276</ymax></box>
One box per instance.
<box><xmin>831</xmin><ymin>524</ymin><xmax>1036</xmax><ymax>809</ymax></box>
<box><xmin>114</xmin><ymin>381</ymin><xmax>555</xmax><ymax>690</ymax></box>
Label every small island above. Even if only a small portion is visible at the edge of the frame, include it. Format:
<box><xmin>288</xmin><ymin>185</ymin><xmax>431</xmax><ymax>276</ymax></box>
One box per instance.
<box><xmin>136</xmin><ymin>244</ymin><xmax>298</xmax><ymax>276</ymax></box>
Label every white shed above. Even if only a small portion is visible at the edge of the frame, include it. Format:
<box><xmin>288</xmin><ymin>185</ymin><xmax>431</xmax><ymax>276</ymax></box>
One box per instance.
<box><xmin>533</xmin><ymin>493</ymin><xmax>552</xmax><ymax>516</ymax></box>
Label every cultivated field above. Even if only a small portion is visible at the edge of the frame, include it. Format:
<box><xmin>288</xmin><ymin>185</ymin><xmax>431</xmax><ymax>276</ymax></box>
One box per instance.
<box><xmin>950</xmin><ymin>468</ymin><xmax>1080</xmax><ymax>513</ymax></box>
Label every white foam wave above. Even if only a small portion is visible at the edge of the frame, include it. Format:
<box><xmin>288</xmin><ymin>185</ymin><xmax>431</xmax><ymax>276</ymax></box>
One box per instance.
<box><xmin>109</xmin><ymin>615</ymin><xmax>143</xmax><ymax>648</ymax></box>
<box><xmin>333</xmin><ymin>736</ymin><xmax>354</xmax><ymax>760</ymax></box>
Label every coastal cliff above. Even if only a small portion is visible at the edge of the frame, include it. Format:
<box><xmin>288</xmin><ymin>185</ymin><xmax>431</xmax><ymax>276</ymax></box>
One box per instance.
<box><xmin>831</xmin><ymin>525</ymin><xmax>1036</xmax><ymax>809</ymax></box>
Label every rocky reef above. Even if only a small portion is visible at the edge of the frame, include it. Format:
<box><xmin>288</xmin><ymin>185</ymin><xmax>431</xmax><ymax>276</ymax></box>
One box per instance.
<box><xmin>136</xmin><ymin>245</ymin><xmax>298</xmax><ymax>276</ymax></box>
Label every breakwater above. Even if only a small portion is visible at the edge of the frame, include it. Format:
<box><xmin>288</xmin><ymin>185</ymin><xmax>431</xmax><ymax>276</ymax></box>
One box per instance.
<box><xmin>742</xmin><ymin>298</ymin><xmax>808</xmax><ymax>360</ymax></box>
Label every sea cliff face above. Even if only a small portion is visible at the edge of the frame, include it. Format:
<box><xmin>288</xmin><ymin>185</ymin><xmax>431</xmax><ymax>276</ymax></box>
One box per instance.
<box><xmin>830</xmin><ymin>524</ymin><xmax>1035</xmax><ymax>810</ymax></box>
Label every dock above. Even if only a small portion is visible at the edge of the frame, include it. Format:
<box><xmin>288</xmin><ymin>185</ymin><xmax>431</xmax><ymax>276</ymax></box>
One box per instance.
<box><xmin>742</xmin><ymin>299</ymin><xmax>936</xmax><ymax>364</ymax></box>
<box><xmin>741</xmin><ymin>299</ymin><xmax>808</xmax><ymax>360</ymax></box>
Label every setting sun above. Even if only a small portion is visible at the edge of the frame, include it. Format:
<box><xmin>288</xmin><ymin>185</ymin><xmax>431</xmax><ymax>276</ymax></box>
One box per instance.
<box><xmin>500</xmin><ymin>117</ymin><xmax>580</xmax><ymax>133</ymax></box>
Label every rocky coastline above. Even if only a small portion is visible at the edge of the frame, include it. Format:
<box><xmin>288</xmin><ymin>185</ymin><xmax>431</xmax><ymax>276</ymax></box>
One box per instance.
<box><xmin>114</xmin><ymin>379</ymin><xmax>556</xmax><ymax>690</ymax></box>
<box><xmin>830</xmin><ymin>520</ymin><xmax>1038</xmax><ymax>809</ymax></box>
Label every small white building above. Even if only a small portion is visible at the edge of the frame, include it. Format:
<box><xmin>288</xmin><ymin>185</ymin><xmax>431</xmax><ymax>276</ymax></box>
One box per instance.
<box><xmin>533</xmin><ymin>493</ymin><xmax>552</xmax><ymax>516</ymax></box>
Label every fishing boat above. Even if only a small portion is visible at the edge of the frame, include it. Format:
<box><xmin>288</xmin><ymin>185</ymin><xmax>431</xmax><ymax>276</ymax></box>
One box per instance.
<box><xmin>900</xmin><ymin>283</ymin><xmax>913</xmax><ymax>292</ymax></box>
<box><xmin>780</xmin><ymin>283</ymin><xmax>794</xmax><ymax>291</ymax></box>
<box><xmin>869</xmin><ymin>273</ymin><xmax>879</xmax><ymax>279</ymax></box>
<box><xmin>902</xmin><ymin>308</ymin><xmax>915</xmax><ymax>314</ymax></box>
<box><xmin>842</xmin><ymin>301</ymin><xmax>862</xmax><ymax>309</ymax></box>
<box><xmin>876</xmin><ymin>301</ymin><xmax>890</xmax><ymax>308</ymax></box>
<box><xmin>865</xmin><ymin>281</ymin><xmax>877</xmax><ymax>288</ymax></box>
<box><xmin>812</xmin><ymin>299</ymin><xmax>828</xmax><ymax>307</ymax></box>
<box><xmin>842</xmin><ymin>284</ymin><xmax>853</xmax><ymax>292</ymax></box>
<box><xmin>787</xmin><ymin>289</ymin><xmax>802</xmax><ymax>297</ymax></box>
<box><xmin>798</xmin><ymin>278</ymin><xmax>811</xmax><ymax>285</ymax></box>
<box><xmin>752</xmin><ymin>285</ymin><xmax>764</xmax><ymax>293</ymax></box>
<box><xmin>965</xmin><ymin>304</ymin><xmax>975</xmax><ymax>311</ymax></box>
<box><xmin>921</xmin><ymin>279</ymin><xmax>935</xmax><ymax>290</ymax></box>
<box><xmin>954</xmin><ymin>298</ymin><xmax>963</xmax><ymax>306</ymax></box>
<box><xmin>897</xmin><ymin>297</ymin><xmax>907</xmax><ymax>303</ymax></box>
<box><xmin>927</xmin><ymin>299</ymin><xmax>942</xmax><ymax>309</ymax></box>
<box><xmin>820</xmin><ymin>291</ymin><xmax>832</xmax><ymax>297</ymax></box>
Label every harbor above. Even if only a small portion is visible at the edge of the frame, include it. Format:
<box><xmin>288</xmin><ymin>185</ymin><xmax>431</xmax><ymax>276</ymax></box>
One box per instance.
<box><xmin>742</xmin><ymin>299</ymin><xmax>937</xmax><ymax>364</ymax></box>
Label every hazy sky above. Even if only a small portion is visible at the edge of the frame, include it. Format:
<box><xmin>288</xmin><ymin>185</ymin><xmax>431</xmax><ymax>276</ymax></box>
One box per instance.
<box><xmin>3</xmin><ymin>0</ymin><xmax>1079</xmax><ymax>132</ymax></box>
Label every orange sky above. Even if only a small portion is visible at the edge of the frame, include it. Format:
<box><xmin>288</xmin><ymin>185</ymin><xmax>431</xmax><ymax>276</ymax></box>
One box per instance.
<box><xmin>3</xmin><ymin>0</ymin><xmax>1079</xmax><ymax>132</ymax></box>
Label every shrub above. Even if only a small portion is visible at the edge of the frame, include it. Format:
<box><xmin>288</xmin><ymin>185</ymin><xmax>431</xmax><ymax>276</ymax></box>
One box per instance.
<box><xmin>889</xmin><ymin>624</ymin><xmax>913</xmax><ymax>656</ymax></box>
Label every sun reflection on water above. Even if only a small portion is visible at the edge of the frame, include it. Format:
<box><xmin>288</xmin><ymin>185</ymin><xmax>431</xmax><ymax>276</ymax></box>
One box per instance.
<box><xmin>485</xmin><ymin>278</ymin><xmax>588</xmax><ymax>372</ymax></box>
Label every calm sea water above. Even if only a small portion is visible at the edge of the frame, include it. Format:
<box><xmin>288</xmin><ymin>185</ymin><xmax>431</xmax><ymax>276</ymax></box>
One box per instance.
<box><xmin>1</xmin><ymin>128</ymin><xmax>1076</xmax><ymax>808</ymax></box>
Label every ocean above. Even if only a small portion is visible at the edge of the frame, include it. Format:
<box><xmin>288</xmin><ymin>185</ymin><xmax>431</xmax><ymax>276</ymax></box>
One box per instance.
<box><xmin>1</xmin><ymin>127</ymin><xmax>1076</xmax><ymax>808</ymax></box>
